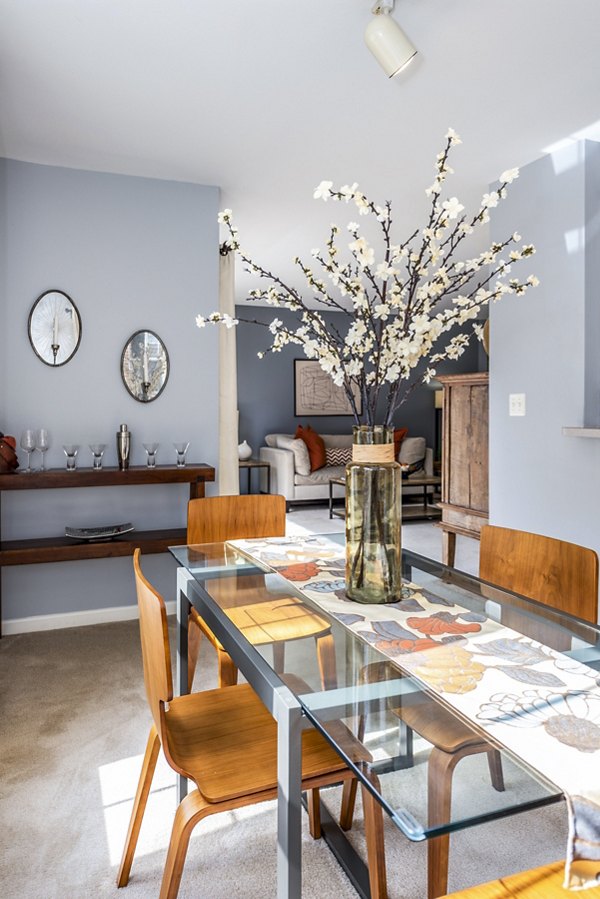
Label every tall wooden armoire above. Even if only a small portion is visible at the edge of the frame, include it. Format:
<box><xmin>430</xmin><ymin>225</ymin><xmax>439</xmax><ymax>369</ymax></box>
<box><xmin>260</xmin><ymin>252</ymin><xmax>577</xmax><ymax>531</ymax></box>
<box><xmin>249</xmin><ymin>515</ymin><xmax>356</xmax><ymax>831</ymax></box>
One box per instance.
<box><xmin>437</xmin><ymin>372</ymin><xmax>489</xmax><ymax>565</ymax></box>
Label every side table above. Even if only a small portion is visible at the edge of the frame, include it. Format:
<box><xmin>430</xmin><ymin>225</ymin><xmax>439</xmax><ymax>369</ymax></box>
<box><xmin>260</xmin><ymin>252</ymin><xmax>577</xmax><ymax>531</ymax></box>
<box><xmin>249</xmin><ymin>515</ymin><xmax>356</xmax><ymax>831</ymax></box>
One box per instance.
<box><xmin>239</xmin><ymin>458</ymin><xmax>271</xmax><ymax>495</ymax></box>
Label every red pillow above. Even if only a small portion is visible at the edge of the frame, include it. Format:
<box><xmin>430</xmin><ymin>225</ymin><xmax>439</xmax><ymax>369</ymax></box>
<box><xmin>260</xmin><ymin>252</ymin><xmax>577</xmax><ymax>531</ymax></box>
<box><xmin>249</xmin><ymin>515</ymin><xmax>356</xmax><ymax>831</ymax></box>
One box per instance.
<box><xmin>393</xmin><ymin>427</ymin><xmax>409</xmax><ymax>459</ymax></box>
<box><xmin>295</xmin><ymin>424</ymin><xmax>326</xmax><ymax>472</ymax></box>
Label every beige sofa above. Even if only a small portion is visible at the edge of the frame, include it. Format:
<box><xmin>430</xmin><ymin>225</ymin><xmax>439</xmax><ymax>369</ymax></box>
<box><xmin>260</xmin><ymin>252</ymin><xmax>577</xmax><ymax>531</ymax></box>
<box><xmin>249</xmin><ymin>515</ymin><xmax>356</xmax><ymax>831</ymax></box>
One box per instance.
<box><xmin>259</xmin><ymin>432</ymin><xmax>433</xmax><ymax>510</ymax></box>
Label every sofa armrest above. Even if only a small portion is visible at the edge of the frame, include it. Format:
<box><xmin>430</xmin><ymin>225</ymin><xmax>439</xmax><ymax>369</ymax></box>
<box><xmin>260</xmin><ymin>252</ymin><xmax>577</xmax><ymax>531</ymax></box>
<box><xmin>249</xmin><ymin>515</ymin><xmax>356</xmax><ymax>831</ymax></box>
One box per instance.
<box><xmin>259</xmin><ymin>446</ymin><xmax>295</xmax><ymax>500</ymax></box>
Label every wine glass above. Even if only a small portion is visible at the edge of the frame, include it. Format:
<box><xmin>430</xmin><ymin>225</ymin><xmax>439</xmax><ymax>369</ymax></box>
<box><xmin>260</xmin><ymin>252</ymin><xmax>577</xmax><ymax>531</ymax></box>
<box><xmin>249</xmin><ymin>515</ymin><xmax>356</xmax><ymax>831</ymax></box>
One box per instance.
<box><xmin>143</xmin><ymin>442</ymin><xmax>159</xmax><ymax>468</ymax></box>
<box><xmin>173</xmin><ymin>441</ymin><xmax>189</xmax><ymax>468</ymax></box>
<box><xmin>19</xmin><ymin>430</ymin><xmax>36</xmax><ymax>473</ymax></box>
<box><xmin>63</xmin><ymin>444</ymin><xmax>79</xmax><ymax>471</ymax></box>
<box><xmin>35</xmin><ymin>429</ymin><xmax>50</xmax><ymax>471</ymax></box>
<box><xmin>89</xmin><ymin>443</ymin><xmax>106</xmax><ymax>470</ymax></box>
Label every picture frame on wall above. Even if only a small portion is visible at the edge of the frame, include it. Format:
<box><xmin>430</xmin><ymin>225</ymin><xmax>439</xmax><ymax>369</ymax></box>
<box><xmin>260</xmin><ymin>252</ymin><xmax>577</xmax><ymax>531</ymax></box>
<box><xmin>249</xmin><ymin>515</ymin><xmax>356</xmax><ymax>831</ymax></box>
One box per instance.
<box><xmin>294</xmin><ymin>358</ymin><xmax>362</xmax><ymax>417</ymax></box>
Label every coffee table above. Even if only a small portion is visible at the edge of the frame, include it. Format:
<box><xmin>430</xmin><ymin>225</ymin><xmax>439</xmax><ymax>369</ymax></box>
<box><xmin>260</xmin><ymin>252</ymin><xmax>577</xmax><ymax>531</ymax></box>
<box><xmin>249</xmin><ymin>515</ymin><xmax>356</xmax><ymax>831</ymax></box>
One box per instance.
<box><xmin>328</xmin><ymin>474</ymin><xmax>441</xmax><ymax>520</ymax></box>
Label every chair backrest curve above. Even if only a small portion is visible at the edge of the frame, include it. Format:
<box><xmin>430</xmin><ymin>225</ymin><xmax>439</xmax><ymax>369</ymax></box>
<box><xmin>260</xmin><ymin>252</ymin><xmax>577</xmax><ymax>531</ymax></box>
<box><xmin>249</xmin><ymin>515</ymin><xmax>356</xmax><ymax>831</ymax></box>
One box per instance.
<box><xmin>187</xmin><ymin>494</ymin><xmax>286</xmax><ymax>544</ymax></box>
<box><xmin>479</xmin><ymin>525</ymin><xmax>599</xmax><ymax>625</ymax></box>
<box><xmin>133</xmin><ymin>548</ymin><xmax>173</xmax><ymax>736</ymax></box>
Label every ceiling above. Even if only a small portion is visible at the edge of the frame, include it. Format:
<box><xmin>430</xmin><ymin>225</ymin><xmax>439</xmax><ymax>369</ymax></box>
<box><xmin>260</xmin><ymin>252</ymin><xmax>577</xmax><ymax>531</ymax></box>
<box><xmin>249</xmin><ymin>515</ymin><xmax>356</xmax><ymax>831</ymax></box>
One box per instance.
<box><xmin>2</xmin><ymin>0</ymin><xmax>600</xmax><ymax>297</ymax></box>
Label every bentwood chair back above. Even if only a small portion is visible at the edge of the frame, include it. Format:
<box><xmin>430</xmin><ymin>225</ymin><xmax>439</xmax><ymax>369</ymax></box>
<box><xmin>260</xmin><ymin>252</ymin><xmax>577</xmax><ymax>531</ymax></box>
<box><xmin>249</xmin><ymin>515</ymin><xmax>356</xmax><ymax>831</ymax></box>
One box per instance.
<box><xmin>117</xmin><ymin>549</ymin><xmax>388</xmax><ymax>898</ymax></box>
<box><xmin>186</xmin><ymin>493</ymin><xmax>336</xmax><ymax>690</ymax></box>
<box><xmin>479</xmin><ymin>525</ymin><xmax>599</xmax><ymax>630</ymax></box>
<box><xmin>399</xmin><ymin>526</ymin><xmax>599</xmax><ymax>899</ymax></box>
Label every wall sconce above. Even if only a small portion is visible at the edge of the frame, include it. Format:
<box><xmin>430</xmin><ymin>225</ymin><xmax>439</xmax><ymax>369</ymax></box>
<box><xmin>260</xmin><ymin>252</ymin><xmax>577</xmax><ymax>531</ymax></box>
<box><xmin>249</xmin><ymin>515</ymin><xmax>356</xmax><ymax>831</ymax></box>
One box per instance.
<box><xmin>365</xmin><ymin>0</ymin><xmax>417</xmax><ymax>78</ymax></box>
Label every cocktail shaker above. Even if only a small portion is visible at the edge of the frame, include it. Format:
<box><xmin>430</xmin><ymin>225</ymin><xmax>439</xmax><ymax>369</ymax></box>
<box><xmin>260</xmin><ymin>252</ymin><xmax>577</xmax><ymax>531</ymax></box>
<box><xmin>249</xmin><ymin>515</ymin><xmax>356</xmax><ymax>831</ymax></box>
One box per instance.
<box><xmin>116</xmin><ymin>423</ymin><xmax>131</xmax><ymax>470</ymax></box>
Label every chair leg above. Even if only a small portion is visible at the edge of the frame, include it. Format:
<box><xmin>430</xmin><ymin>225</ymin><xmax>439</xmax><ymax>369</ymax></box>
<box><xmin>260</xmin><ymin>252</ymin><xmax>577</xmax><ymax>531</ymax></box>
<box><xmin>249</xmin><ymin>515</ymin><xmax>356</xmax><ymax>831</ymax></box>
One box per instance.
<box><xmin>307</xmin><ymin>788</ymin><xmax>322</xmax><ymax>839</ymax></box>
<box><xmin>340</xmin><ymin>778</ymin><xmax>358</xmax><ymax>831</ymax></box>
<box><xmin>159</xmin><ymin>789</ymin><xmax>212</xmax><ymax>899</ymax></box>
<box><xmin>187</xmin><ymin>617</ymin><xmax>202</xmax><ymax>693</ymax></box>
<box><xmin>217</xmin><ymin>648</ymin><xmax>238</xmax><ymax>687</ymax></box>
<box><xmin>117</xmin><ymin>725</ymin><xmax>161</xmax><ymax>887</ymax></box>
<box><xmin>427</xmin><ymin>747</ymin><xmax>461</xmax><ymax>899</ymax></box>
<box><xmin>315</xmin><ymin>632</ymin><xmax>337</xmax><ymax>689</ymax></box>
<box><xmin>487</xmin><ymin>748</ymin><xmax>505</xmax><ymax>792</ymax></box>
<box><xmin>361</xmin><ymin>782</ymin><xmax>388</xmax><ymax>899</ymax></box>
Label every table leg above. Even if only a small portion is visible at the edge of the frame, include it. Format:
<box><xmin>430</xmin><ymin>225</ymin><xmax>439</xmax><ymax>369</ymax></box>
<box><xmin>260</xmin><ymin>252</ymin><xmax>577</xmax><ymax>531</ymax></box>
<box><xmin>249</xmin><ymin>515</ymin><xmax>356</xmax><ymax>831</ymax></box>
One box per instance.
<box><xmin>329</xmin><ymin>481</ymin><xmax>334</xmax><ymax>519</ymax></box>
<box><xmin>274</xmin><ymin>685</ymin><xmax>303</xmax><ymax>899</ymax></box>
<box><xmin>176</xmin><ymin>569</ymin><xmax>191</xmax><ymax>803</ymax></box>
<box><xmin>267</xmin><ymin>464</ymin><xmax>271</xmax><ymax>495</ymax></box>
<box><xmin>441</xmin><ymin>530</ymin><xmax>456</xmax><ymax>567</ymax></box>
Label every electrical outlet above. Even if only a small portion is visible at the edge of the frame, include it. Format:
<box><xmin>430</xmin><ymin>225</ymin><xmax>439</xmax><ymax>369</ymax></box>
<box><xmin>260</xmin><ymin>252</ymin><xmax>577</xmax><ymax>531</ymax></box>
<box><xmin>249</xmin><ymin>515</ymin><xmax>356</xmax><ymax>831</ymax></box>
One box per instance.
<box><xmin>509</xmin><ymin>393</ymin><xmax>526</xmax><ymax>416</ymax></box>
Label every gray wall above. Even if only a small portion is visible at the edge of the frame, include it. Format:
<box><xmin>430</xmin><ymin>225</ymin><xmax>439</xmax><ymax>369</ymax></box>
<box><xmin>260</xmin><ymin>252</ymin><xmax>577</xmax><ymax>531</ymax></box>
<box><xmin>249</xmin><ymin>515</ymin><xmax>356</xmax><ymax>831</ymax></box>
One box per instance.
<box><xmin>0</xmin><ymin>159</ymin><xmax>219</xmax><ymax>623</ymax></box>
<box><xmin>489</xmin><ymin>141</ymin><xmax>600</xmax><ymax>559</ymax></box>
<box><xmin>236</xmin><ymin>306</ymin><xmax>482</xmax><ymax>466</ymax></box>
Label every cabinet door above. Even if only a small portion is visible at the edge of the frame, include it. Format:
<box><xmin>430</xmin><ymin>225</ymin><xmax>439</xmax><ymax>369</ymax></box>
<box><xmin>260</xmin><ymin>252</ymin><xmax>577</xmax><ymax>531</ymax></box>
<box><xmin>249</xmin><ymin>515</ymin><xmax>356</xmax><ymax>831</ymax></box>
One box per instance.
<box><xmin>443</xmin><ymin>379</ymin><xmax>489</xmax><ymax>515</ymax></box>
<box><xmin>468</xmin><ymin>383</ymin><xmax>489</xmax><ymax>513</ymax></box>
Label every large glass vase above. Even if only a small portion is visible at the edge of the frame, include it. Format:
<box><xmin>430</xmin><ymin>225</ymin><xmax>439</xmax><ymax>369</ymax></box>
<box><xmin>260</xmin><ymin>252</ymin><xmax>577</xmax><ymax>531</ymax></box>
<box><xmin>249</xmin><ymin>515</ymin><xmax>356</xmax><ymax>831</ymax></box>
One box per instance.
<box><xmin>345</xmin><ymin>425</ymin><xmax>402</xmax><ymax>603</ymax></box>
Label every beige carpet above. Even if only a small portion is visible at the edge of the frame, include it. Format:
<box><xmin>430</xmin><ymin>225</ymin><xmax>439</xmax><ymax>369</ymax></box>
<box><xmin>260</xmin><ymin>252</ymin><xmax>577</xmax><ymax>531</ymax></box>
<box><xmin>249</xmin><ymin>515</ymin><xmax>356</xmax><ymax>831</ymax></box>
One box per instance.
<box><xmin>0</xmin><ymin>617</ymin><xmax>569</xmax><ymax>899</ymax></box>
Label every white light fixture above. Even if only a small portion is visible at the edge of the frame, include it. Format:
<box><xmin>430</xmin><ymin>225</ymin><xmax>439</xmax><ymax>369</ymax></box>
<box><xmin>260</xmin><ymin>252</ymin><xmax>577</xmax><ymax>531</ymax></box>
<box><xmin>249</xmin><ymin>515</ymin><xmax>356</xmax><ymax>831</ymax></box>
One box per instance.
<box><xmin>365</xmin><ymin>0</ymin><xmax>417</xmax><ymax>78</ymax></box>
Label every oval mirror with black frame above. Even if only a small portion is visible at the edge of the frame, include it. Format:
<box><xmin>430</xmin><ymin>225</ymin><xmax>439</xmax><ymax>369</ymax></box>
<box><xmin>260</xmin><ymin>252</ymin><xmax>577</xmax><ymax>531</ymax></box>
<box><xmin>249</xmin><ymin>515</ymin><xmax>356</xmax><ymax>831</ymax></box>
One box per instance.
<box><xmin>121</xmin><ymin>330</ymin><xmax>169</xmax><ymax>403</ymax></box>
<box><xmin>28</xmin><ymin>289</ymin><xmax>82</xmax><ymax>367</ymax></box>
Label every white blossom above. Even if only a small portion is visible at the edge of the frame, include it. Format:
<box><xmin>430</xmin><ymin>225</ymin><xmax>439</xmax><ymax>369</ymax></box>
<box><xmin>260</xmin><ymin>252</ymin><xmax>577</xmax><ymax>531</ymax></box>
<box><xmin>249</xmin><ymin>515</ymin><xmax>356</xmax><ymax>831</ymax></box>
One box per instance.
<box><xmin>500</xmin><ymin>167</ymin><xmax>519</xmax><ymax>184</ymax></box>
<box><xmin>442</xmin><ymin>197</ymin><xmax>465</xmax><ymax>220</ymax></box>
<box><xmin>314</xmin><ymin>180</ymin><xmax>333</xmax><ymax>200</ymax></box>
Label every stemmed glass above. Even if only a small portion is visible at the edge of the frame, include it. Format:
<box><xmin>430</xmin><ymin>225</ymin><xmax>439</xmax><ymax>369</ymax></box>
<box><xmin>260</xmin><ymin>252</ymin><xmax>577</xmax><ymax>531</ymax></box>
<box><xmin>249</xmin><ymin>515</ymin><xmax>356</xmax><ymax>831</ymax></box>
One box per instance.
<box><xmin>63</xmin><ymin>444</ymin><xmax>79</xmax><ymax>471</ymax></box>
<box><xmin>89</xmin><ymin>444</ymin><xmax>106</xmax><ymax>470</ymax></box>
<box><xmin>35</xmin><ymin>429</ymin><xmax>50</xmax><ymax>471</ymax></box>
<box><xmin>143</xmin><ymin>442</ymin><xmax>159</xmax><ymax>468</ymax></box>
<box><xmin>19</xmin><ymin>430</ymin><xmax>36</xmax><ymax>472</ymax></box>
<box><xmin>173</xmin><ymin>442</ymin><xmax>189</xmax><ymax>468</ymax></box>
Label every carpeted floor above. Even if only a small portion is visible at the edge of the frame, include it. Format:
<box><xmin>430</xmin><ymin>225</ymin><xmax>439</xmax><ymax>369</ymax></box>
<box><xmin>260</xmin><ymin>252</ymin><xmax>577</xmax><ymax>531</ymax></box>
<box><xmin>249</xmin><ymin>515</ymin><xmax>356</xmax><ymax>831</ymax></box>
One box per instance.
<box><xmin>0</xmin><ymin>517</ymin><xmax>569</xmax><ymax>898</ymax></box>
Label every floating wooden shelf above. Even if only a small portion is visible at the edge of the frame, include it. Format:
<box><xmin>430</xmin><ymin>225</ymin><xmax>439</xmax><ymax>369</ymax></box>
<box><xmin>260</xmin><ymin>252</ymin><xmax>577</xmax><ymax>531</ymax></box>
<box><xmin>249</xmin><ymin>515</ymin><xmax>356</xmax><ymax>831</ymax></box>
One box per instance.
<box><xmin>562</xmin><ymin>427</ymin><xmax>600</xmax><ymax>438</ymax></box>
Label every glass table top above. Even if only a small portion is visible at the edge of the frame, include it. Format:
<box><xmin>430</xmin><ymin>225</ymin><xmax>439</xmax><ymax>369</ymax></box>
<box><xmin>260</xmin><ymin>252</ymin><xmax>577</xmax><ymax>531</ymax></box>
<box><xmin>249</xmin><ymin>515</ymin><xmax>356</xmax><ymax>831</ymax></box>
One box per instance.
<box><xmin>170</xmin><ymin>536</ymin><xmax>600</xmax><ymax>841</ymax></box>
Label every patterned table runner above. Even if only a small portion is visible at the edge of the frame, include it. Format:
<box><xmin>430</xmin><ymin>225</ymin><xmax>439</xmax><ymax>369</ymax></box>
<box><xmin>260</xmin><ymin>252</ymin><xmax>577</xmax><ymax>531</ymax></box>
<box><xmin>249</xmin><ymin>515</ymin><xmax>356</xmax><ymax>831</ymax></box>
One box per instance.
<box><xmin>229</xmin><ymin>534</ymin><xmax>600</xmax><ymax>890</ymax></box>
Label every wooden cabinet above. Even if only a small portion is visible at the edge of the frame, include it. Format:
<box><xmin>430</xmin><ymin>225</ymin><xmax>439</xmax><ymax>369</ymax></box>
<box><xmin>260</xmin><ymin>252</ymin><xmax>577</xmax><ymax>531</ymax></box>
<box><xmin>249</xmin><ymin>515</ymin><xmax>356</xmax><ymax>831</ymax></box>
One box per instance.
<box><xmin>0</xmin><ymin>463</ymin><xmax>215</xmax><ymax>634</ymax></box>
<box><xmin>437</xmin><ymin>372</ymin><xmax>488</xmax><ymax>565</ymax></box>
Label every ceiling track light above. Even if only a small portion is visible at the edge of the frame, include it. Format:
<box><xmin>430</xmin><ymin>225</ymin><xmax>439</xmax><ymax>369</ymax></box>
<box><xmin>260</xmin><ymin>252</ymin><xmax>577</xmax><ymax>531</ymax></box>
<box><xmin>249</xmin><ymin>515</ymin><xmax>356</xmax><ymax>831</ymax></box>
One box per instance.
<box><xmin>365</xmin><ymin>0</ymin><xmax>417</xmax><ymax>78</ymax></box>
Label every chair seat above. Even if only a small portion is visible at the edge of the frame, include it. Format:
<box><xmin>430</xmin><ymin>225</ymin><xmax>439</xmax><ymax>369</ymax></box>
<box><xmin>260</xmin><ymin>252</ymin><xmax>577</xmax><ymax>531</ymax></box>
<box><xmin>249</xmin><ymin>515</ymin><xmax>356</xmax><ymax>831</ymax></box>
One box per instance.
<box><xmin>442</xmin><ymin>859</ymin><xmax>600</xmax><ymax>897</ymax></box>
<box><xmin>190</xmin><ymin>595</ymin><xmax>331</xmax><ymax>650</ymax></box>
<box><xmin>165</xmin><ymin>683</ymin><xmax>350</xmax><ymax>803</ymax></box>
<box><xmin>392</xmin><ymin>695</ymin><xmax>488</xmax><ymax>754</ymax></box>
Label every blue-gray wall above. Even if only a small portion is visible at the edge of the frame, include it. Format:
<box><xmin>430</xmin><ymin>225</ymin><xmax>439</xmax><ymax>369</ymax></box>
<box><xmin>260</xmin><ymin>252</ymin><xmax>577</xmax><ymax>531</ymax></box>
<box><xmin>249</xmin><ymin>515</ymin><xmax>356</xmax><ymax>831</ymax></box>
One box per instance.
<box><xmin>0</xmin><ymin>159</ymin><xmax>219</xmax><ymax>625</ymax></box>
<box><xmin>490</xmin><ymin>140</ymin><xmax>600</xmax><ymax>564</ymax></box>
<box><xmin>236</xmin><ymin>305</ymin><xmax>483</xmax><ymax>463</ymax></box>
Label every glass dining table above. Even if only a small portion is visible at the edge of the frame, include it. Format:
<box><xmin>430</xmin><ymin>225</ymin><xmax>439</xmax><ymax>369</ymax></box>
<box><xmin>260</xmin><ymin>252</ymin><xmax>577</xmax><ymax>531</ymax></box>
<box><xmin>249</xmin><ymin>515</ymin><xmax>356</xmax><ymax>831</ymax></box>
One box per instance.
<box><xmin>169</xmin><ymin>534</ymin><xmax>600</xmax><ymax>899</ymax></box>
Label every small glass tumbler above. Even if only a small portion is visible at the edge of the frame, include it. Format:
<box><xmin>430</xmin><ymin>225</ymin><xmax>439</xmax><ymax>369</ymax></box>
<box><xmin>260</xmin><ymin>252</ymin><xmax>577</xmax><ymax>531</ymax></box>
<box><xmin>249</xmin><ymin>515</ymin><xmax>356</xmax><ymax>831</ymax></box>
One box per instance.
<box><xmin>89</xmin><ymin>443</ymin><xmax>106</xmax><ymax>470</ymax></box>
<box><xmin>143</xmin><ymin>442</ymin><xmax>159</xmax><ymax>468</ymax></box>
<box><xmin>173</xmin><ymin>442</ymin><xmax>189</xmax><ymax>468</ymax></box>
<box><xmin>63</xmin><ymin>444</ymin><xmax>79</xmax><ymax>471</ymax></box>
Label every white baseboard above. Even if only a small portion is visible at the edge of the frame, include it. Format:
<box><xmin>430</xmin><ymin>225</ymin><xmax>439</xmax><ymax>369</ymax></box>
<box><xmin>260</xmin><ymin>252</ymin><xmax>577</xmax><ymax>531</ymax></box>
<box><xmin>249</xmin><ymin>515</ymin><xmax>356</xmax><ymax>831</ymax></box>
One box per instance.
<box><xmin>2</xmin><ymin>599</ymin><xmax>177</xmax><ymax>635</ymax></box>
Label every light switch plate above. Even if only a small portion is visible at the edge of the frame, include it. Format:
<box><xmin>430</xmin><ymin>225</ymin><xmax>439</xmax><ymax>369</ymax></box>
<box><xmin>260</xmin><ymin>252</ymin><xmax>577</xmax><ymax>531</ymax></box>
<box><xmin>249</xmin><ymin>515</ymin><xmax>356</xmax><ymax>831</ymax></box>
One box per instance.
<box><xmin>509</xmin><ymin>393</ymin><xmax>526</xmax><ymax>416</ymax></box>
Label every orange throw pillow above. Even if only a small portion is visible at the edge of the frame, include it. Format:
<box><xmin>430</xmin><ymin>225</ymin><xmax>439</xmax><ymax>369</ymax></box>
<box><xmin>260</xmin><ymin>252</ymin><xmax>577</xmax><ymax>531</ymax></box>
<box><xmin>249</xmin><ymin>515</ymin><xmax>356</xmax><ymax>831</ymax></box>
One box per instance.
<box><xmin>295</xmin><ymin>424</ymin><xmax>326</xmax><ymax>472</ymax></box>
<box><xmin>393</xmin><ymin>427</ymin><xmax>409</xmax><ymax>459</ymax></box>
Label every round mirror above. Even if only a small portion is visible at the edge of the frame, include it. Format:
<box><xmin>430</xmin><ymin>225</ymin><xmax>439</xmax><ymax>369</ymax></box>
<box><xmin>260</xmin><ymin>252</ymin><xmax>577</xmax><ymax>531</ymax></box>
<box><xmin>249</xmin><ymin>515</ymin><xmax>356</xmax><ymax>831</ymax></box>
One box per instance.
<box><xmin>28</xmin><ymin>289</ymin><xmax>82</xmax><ymax>367</ymax></box>
<box><xmin>121</xmin><ymin>330</ymin><xmax>169</xmax><ymax>403</ymax></box>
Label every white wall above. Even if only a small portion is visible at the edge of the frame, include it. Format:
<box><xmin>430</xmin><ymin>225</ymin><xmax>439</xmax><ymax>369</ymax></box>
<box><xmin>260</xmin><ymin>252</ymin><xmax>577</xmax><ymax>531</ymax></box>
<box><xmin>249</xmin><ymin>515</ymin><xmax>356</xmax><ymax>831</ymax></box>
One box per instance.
<box><xmin>0</xmin><ymin>159</ymin><xmax>220</xmax><ymax>628</ymax></box>
<box><xmin>489</xmin><ymin>141</ymin><xmax>600</xmax><ymax>562</ymax></box>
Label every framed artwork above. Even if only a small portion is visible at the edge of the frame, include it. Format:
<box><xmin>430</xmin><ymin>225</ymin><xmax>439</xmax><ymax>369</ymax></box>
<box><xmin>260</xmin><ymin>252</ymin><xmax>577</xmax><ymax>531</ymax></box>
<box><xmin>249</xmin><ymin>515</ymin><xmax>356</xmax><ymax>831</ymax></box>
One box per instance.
<box><xmin>294</xmin><ymin>359</ymin><xmax>362</xmax><ymax>417</ymax></box>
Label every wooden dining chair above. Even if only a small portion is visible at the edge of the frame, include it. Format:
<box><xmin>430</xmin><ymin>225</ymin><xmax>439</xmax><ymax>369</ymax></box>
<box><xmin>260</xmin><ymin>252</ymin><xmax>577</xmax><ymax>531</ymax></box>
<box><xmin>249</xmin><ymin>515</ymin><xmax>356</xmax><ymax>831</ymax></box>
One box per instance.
<box><xmin>440</xmin><ymin>859</ymin><xmax>600</xmax><ymax>897</ymax></box>
<box><xmin>391</xmin><ymin>525</ymin><xmax>599</xmax><ymax>898</ymax></box>
<box><xmin>186</xmin><ymin>493</ymin><xmax>336</xmax><ymax>690</ymax></box>
<box><xmin>117</xmin><ymin>549</ymin><xmax>388</xmax><ymax>899</ymax></box>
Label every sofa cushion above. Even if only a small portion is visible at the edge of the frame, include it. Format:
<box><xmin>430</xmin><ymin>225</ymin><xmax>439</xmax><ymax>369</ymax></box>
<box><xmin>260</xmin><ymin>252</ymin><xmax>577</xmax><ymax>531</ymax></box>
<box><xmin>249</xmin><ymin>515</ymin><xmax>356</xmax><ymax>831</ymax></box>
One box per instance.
<box><xmin>295</xmin><ymin>465</ymin><xmax>347</xmax><ymax>486</ymax></box>
<box><xmin>394</xmin><ymin>427</ymin><xmax>409</xmax><ymax>458</ymax></box>
<box><xmin>275</xmin><ymin>435</ymin><xmax>311</xmax><ymax>475</ymax></box>
<box><xmin>399</xmin><ymin>436</ymin><xmax>426</xmax><ymax>466</ymax></box>
<box><xmin>296</xmin><ymin>424</ymin><xmax>326</xmax><ymax>472</ymax></box>
<box><xmin>322</xmin><ymin>433</ymin><xmax>353</xmax><ymax>449</ymax></box>
<box><xmin>325</xmin><ymin>445</ymin><xmax>352</xmax><ymax>466</ymax></box>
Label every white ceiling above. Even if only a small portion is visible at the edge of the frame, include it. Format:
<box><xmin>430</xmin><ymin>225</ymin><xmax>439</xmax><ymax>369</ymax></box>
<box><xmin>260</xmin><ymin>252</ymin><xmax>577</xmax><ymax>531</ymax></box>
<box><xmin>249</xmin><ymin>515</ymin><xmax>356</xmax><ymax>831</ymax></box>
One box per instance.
<box><xmin>2</xmin><ymin>0</ymin><xmax>600</xmax><ymax>296</ymax></box>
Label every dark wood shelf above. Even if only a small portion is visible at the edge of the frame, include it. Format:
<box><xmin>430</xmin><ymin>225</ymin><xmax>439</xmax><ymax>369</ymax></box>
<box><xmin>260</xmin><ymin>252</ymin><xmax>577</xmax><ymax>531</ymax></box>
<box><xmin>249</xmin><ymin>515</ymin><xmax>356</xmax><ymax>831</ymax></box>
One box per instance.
<box><xmin>0</xmin><ymin>527</ymin><xmax>188</xmax><ymax>566</ymax></box>
<box><xmin>0</xmin><ymin>463</ymin><xmax>215</xmax><ymax>491</ymax></box>
<box><xmin>0</xmin><ymin>462</ymin><xmax>216</xmax><ymax>634</ymax></box>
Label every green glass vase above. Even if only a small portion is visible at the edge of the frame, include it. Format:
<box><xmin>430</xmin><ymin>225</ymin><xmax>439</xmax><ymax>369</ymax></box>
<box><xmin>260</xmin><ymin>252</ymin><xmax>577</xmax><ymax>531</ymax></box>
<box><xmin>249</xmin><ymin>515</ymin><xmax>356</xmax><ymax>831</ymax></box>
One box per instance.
<box><xmin>345</xmin><ymin>425</ymin><xmax>402</xmax><ymax>603</ymax></box>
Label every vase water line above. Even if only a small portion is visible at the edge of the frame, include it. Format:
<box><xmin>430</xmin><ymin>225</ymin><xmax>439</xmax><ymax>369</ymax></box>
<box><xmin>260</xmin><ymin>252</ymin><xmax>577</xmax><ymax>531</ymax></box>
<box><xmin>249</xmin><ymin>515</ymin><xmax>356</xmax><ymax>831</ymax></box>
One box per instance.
<box><xmin>345</xmin><ymin>425</ymin><xmax>402</xmax><ymax>603</ymax></box>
